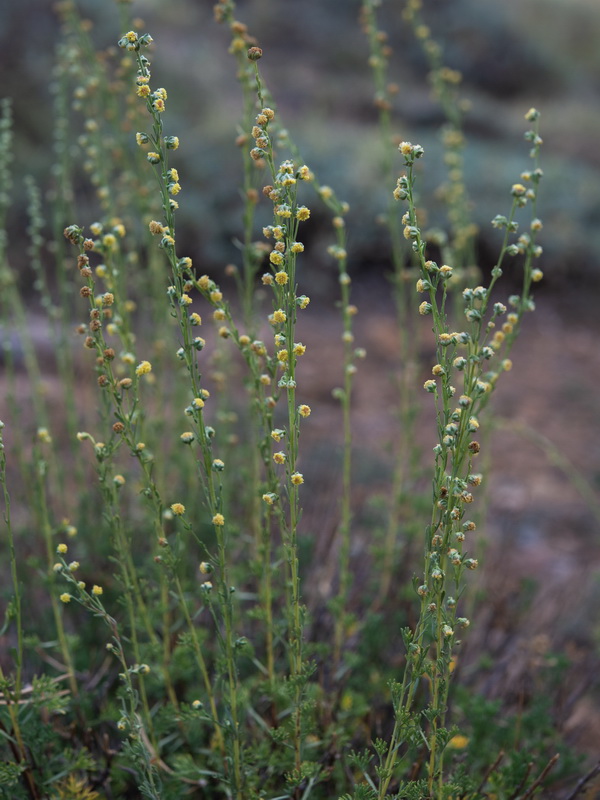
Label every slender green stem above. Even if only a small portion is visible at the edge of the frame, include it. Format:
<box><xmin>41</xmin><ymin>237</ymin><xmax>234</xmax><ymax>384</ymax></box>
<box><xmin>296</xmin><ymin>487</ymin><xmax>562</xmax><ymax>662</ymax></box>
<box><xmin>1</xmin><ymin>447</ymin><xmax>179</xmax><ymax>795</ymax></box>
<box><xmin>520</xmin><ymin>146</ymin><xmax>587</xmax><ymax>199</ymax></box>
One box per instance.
<box><xmin>33</xmin><ymin>447</ymin><xmax>78</xmax><ymax>699</ymax></box>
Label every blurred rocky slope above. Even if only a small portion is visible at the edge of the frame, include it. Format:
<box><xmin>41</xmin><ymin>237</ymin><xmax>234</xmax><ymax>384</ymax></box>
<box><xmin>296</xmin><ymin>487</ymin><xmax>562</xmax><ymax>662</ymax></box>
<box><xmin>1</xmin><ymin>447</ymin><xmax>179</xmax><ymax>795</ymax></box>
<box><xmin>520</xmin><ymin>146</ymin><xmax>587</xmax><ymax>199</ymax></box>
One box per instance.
<box><xmin>3</xmin><ymin>0</ymin><xmax>600</xmax><ymax>290</ymax></box>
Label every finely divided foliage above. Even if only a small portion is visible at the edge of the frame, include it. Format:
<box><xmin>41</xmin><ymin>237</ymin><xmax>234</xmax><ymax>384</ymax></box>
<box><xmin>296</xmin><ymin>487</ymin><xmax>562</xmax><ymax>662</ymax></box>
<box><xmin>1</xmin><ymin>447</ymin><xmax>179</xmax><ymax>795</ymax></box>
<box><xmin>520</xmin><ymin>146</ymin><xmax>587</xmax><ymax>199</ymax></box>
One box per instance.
<box><xmin>1</xmin><ymin>1</ymin><xmax>579</xmax><ymax>799</ymax></box>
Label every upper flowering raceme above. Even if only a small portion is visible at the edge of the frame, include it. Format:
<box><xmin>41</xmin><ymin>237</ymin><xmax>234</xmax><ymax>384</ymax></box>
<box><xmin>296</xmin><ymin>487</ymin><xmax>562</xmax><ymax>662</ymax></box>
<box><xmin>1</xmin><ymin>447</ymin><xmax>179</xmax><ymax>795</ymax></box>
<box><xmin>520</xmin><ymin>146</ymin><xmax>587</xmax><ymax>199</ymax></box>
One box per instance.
<box><xmin>250</xmin><ymin>106</ymin><xmax>275</xmax><ymax>161</ymax></box>
<box><xmin>398</xmin><ymin>141</ymin><xmax>424</xmax><ymax>166</ymax></box>
<box><xmin>117</xmin><ymin>31</ymin><xmax>153</xmax><ymax>52</ymax></box>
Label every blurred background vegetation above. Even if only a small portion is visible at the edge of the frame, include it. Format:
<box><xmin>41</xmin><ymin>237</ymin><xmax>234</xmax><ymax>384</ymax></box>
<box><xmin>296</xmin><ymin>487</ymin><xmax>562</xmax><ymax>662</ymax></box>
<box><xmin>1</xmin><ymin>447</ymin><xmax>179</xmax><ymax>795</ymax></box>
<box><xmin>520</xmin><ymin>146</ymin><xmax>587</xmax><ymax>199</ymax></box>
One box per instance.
<box><xmin>3</xmin><ymin>0</ymin><xmax>600</xmax><ymax>293</ymax></box>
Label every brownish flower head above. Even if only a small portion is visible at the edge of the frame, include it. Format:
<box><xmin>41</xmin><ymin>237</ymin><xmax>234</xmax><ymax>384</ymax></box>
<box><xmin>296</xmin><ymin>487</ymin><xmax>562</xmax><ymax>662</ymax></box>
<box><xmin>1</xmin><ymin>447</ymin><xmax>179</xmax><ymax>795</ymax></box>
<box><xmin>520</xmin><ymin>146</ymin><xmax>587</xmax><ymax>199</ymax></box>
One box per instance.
<box><xmin>63</xmin><ymin>226</ymin><xmax>81</xmax><ymax>245</ymax></box>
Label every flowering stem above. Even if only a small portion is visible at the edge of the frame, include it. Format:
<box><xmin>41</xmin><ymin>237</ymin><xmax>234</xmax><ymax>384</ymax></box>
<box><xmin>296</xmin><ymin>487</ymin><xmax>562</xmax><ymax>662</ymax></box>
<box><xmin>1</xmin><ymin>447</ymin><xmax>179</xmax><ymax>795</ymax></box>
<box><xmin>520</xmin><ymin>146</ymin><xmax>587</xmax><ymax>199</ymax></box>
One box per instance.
<box><xmin>250</xmin><ymin>57</ymin><xmax>310</xmax><ymax>775</ymax></box>
<box><xmin>361</xmin><ymin>1</ymin><xmax>422</xmax><ymax>611</ymax></box>
<box><xmin>33</xmin><ymin>447</ymin><xmax>78</xmax><ymax>699</ymax></box>
<box><xmin>127</xmin><ymin>36</ymin><xmax>245</xmax><ymax>786</ymax></box>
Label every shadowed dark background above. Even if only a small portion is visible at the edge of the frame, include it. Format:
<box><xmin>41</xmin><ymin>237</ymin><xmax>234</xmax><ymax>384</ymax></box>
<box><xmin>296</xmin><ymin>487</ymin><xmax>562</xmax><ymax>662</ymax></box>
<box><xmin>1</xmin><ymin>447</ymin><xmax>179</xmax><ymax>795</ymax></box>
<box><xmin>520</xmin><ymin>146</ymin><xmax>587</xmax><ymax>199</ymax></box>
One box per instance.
<box><xmin>3</xmin><ymin>0</ymin><xmax>600</xmax><ymax>286</ymax></box>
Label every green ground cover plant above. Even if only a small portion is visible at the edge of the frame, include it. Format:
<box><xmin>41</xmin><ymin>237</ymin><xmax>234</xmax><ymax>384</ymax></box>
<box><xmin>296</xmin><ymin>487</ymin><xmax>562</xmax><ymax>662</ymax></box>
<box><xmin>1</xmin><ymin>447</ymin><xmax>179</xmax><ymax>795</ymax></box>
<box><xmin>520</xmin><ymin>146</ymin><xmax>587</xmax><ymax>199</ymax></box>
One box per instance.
<box><xmin>0</xmin><ymin>1</ymin><xmax>594</xmax><ymax>798</ymax></box>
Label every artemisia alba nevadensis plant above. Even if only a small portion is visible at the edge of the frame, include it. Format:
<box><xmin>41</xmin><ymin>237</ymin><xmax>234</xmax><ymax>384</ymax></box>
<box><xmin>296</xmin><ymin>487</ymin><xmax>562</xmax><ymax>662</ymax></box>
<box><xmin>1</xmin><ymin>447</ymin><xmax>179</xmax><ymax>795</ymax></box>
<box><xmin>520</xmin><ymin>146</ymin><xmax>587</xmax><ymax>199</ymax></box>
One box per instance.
<box><xmin>0</xmin><ymin>3</ymin><xmax>568</xmax><ymax>799</ymax></box>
